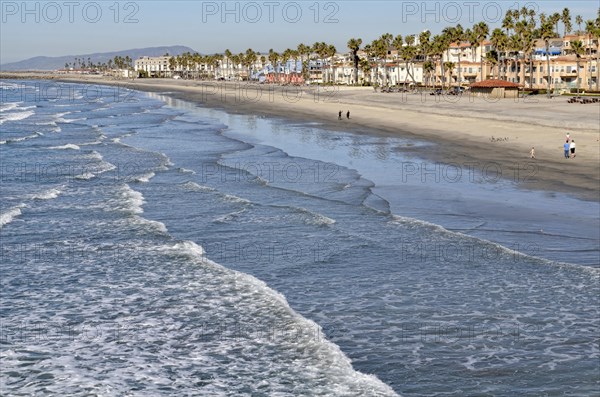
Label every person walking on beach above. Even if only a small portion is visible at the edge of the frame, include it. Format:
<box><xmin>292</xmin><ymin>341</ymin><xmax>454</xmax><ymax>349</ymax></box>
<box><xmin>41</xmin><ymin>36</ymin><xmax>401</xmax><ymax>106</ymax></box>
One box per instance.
<box><xmin>570</xmin><ymin>140</ymin><xmax>576</xmax><ymax>158</ymax></box>
<box><xmin>338</xmin><ymin>110</ymin><xmax>342</xmax><ymax>120</ymax></box>
<box><xmin>566</xmin><ymin>132</ymin><xmax>571</xmax><ymax>142</ymax></box>
<box><xmin>530</xmin><ymin>147</ymin><xmax>536</xmax><ymax>159</ymax></box>
<box><xmin>564</xmin><ymin>141</ymin><xmax>570</xmax><ymax>159</ymax></box>
<box><xmin>346</xmin><ymin>110</ymin><xmax>350</xmax><ymax>119</ymax></box>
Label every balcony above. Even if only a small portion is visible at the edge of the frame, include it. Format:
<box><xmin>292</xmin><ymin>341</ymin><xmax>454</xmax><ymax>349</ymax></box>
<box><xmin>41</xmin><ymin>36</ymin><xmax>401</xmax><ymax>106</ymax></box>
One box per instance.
<box><xmin>559</xmin><ymin>70</ymin><xmax>578</xmax><ymax>77</ymax></box>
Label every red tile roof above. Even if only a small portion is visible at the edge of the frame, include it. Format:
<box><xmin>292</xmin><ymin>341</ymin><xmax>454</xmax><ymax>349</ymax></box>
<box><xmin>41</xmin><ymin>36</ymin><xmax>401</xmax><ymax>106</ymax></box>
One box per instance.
<box><xmin>470</xmin><ymin>79</ymin><xmax>522</xmax><ymax>88</ymax></box>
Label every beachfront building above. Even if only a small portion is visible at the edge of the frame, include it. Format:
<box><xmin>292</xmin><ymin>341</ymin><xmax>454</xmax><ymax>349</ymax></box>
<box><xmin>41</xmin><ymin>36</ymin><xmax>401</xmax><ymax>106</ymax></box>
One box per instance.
<box><xmin>469</xmin><ymin>79</ymin><xmax>522</xmax><ymax>98</ymax></box>
<box><xmin>387</xmin><ymin>62</ymin><xmax>424</xmax><ymax>87</ymax></box>
<box><xmin>262</xmin><ymin>59</ymin><xmax>304</xmax><ymax>84</ymax></box>
<box><xmin>134</xmin><ymin>56</ymin><xmax>171</xmax><ymax>78</ymax></box>
<box><xmin>434</xmin><ymin>34</ymin><xmax>599</xmax><ymax>91</ymax></box>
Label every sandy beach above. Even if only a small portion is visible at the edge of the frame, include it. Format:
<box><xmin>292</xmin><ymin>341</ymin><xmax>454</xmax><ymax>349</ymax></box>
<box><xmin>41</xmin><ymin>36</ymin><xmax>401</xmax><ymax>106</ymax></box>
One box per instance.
<box><xmin>3</xmin><ymin>73</ymin><xmax>600</xmax><ymax>200</ymax></box>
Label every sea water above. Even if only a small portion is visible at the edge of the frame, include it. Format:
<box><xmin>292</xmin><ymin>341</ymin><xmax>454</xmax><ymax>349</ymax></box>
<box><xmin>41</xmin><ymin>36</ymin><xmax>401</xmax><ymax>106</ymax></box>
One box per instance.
<box><xmin>1</xmin><ymin>80</ymin><xmax>598</xmax><ymax>396</ymax></box>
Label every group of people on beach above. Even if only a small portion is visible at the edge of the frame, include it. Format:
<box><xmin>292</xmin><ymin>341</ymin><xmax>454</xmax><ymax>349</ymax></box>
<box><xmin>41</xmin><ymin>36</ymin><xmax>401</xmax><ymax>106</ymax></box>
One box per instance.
<box><xmin>338</xmin><ymin>110</ymin><xmax>350</xmax><ymax>120</ymax></box>
<box><xmin>530</xmin><ymin>132</ymin><xmax>576</xmax><ymax>160</ymax></box>
<box><xmin>564</xmin><ymin>132</ymin><xmax>576</xmax><ymax>159</ymax></box>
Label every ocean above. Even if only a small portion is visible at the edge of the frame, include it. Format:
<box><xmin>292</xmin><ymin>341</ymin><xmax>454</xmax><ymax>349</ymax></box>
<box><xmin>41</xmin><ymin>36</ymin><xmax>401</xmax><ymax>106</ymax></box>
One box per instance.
<box><xmin>1</xmin><ymin>80</ymin><xmax>598</xmax><ymax>396</ymax></box>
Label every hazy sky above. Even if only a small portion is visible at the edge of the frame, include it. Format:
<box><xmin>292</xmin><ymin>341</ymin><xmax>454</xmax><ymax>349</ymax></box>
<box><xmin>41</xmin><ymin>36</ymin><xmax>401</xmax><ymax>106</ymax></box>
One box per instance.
<box><xmin>1</xmin><ymin>0</ymin><xmax>597</xmax><ymax>63</ymax></box>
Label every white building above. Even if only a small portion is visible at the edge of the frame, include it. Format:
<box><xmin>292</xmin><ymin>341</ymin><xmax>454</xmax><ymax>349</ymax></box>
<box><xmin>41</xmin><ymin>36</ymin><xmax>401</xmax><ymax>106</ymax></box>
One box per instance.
<box><xmin>134</xmin><ymin>56</ymin><xmax>171</xmax><ymax>77</ymax></box>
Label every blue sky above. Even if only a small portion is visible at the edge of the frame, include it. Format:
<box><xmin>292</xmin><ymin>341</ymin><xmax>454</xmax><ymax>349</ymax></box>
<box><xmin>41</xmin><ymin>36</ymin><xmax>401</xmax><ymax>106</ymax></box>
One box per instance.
<box><xmin>1</xmin><ymin>0</ymin><xmax>597</xmax><ymax>63</ymax></box>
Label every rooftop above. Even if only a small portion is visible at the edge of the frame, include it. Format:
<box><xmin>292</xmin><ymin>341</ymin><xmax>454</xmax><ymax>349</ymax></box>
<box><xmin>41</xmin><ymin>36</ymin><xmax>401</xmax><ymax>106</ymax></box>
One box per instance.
<box><xmin>470</xmin><ymin>79</ymin><xmax>522</xmax><ymax>88</ymax></box>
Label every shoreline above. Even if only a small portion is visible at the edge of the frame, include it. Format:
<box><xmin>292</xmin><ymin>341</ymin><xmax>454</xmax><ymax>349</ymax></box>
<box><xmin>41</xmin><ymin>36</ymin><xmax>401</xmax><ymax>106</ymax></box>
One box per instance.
<box><xmin>3</xmin><ymin>74</ymin><xmax>600</xmax><ymax>201</ymax></box>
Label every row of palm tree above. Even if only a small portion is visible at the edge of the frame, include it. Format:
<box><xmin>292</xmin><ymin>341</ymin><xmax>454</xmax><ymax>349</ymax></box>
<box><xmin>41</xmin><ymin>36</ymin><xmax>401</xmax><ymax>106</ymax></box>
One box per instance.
<box><xmin>164</xmin><ymin>42</ymin><xmax>338</xmax><ymax>83</ymax></box>
<box><xmin>64</xmin><ymin>55</ymin><xmax>133</xmax><ymax>72</ymax></box>
<box><xmin>128</xmin><ymin>6</ymin><xmax>599</xmax><ymax>95</ymax></box>
<box><xmin>342</xmin><ymin>7</ymin><xmax>599</xmax><ymax>97</ymax></box>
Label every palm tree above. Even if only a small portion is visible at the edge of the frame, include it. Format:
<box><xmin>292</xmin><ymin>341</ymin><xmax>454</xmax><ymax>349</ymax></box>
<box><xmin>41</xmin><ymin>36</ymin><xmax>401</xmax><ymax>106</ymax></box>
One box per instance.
<box><xmin>584</xmin><ymin>20</ymin><xmax>595</xmax><ymax>90</ymax></box>
<box><xmin>359</xmin><ymin>58</ymin><xmax>372</xmax><ymax>85</ymax></box>
<box><xmin>375</xmin><ymin>34</ymin><xmax>392</xmax><ymax>86</ymax></box>
<box><xmin>423</xmin><ymin>60</ymin><xmax>435</xmax><ymax>89</ymax></box>
<box><xmin>490</xmin><ymin>28</ymin><xmax>508</xmax><ymax>79</ymax></box>
<box><xmin>347</xmin><ymin>38</ymin><xmax>362</xmax><ymax>85</ymax></box>
<box><xmin>465</xmin><ymin>27</ymin><xmax>476</xmax><ymax>63</ymax></box>
<box><xmin>570</xmin><ymin>40</ymin><xmax>584</xmax><ymax>94</ymax></box>
<box><xmin>474</xmin><ymin>22</ymin><xmax>489</xmax><ymax>81</ymax></box>
<box><xmin>224</xmin><ymin>49</ymin><xmax>232</xmax><ymax>79</ymax></box>
<box><xmin>391</xmin><ymin>34</ymin><xmax>404</xmax><ymax>85</ymax></box>
<box><xmin>502</xmin><ymin>11</ymin><xmax>514</xmax><ymax>36</ymax></box>
<box><xmin>562</xmin><ymin>8</ymin><xmax>572</xmax><ymax>37</ymax></box>
<box><xmin>231</xmin><ymin>53</ymin><xmax>242</xmax><ymax>80</ymax></box>
<box><xmin>326</xmin><ymin>45</ymin><xmax>337</xmax><ymax>83</ymax></box>
<box><xmin>485</xmin><ymin>51</ymin><xmax>499</xmax><ymax>79</ymax></box>
<box><xmin>297</xmin><ymin>43</ymin><xmax>311</xmax><ymax>83</ymax></box>
<box><xmin>575</xmin><ymin>15</ymin><xmax>583</xmax><ymax>33</ymax></box>
<box><xmin>244</xmin><ymin>48</ymin><xmax>257</xmax><ymax>81</ymax></box>
<box><xmin>268</xmin><ymin>49</ymin><xmax>279</xmax><ymax>83</ymax></box>
<box><xmin>193</xmin><ymin>52</ymin><xmax>201</xmax><ymax>79</ymax></box>
<box><xmin>441</xmin><ymin>25</ymin><xmax>455</xmax><ymax>66</ymax></box>
<box><xmin>586</xmin><ymin>19</ymin><xmax>600</xmax><ymax>90</ymax></box>
<box><xmin>539</xmin><ymin>20</ymin><xmax>556</xmax><ymax>98</ymax></box>
<box><xmin>168</xmin><ymin>56</ymin><xmax>177</xmax><ymax>77</ymax></box>
<box><xmin>400</xmin><ymin>35</ymin><xmax>418</xmax><ymax>88</ymax></box>
<box><xmin>431</xmin><ymin>35</ymin><xmax>447</xmax><ymax>88</ymax></box>
<box><xmin>419</xmin><ymin>30</ymin><xmax>431</xmax><ymax>62</ymax></box>
<box><xmin>453</xmin><ymin>24</ymin><xmax>464</xmax><ymax>86</ymax></box>
<box><xmin>437</xmin><ymin>29</ymin><xmax>453</xmax><ymax>88</ymax></box>
<box><xmin>522</xmin><ymin>30</ymin><xmax>536</xmax><ymax>89</ymax></box>
<box><xmin>550</xmin><ymin>12</ymin><xmax>561</xmax><ymax>38</ymax></box>
<box><xmin>507</xmin><ymin>33</ymin><xmax>522</xmax><ymax>82</ymax></box>
<box><xmin>443</xmin><ymin>61</ymin><xmax>455</xmax><ymax>89</ymax></box>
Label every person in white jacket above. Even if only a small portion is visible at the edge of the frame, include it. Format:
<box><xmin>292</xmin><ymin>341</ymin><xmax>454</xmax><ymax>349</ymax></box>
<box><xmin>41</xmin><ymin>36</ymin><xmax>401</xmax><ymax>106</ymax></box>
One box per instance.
<box><xmin>570</xmin><ymin>140</ymin><xmax>576</xmax><ymax>158</ymax></box>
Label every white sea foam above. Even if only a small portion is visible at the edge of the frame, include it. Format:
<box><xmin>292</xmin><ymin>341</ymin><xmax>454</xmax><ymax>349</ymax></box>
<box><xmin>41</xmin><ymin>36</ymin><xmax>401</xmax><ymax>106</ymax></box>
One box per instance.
<box><xmin>118</xmin><ymin>185</ymin><xmax>145</xmax><ymax>214</ymax></box>
<box><xmin>0</xmin><ymin>204</ymin><xmax>26</xmax><ymax>228</ymax></box>
<box><xmin>294</xmin><ymin>207</ymin><xmax>336</xmax><ymax>226</ymax></box>
<box><xmin>74</xmin><ymin>172</ymin><xmax>95</xmax><ymax>180</ymax></box>
<box><xmin>172</xmin><ymin>240</ymin><xmax>205</xmax><ymax>257</ymax></box>
<box><xmin>0</xmin><ymin>102</ymin><xmax>21</xmax><ymax>112</ymax></box>
<box><xmin>129</xmin><ymin>216</ymin><xmax>168</xmax><ymax>234</ymax></box>
<box><xmin>134</xmin><ymin>172</ymin><xmax>155</xmax><ymax>183</ymax></box>
<box><xmin>177</xmin><ymin>167</ymin><xmax>196</xmax><ymax>174</ymax></box>
<box><xmin>0</xmin><ymin>110</ymin><xmax>35</xmax><ymax>125</ymax></box>
<box><xmin>0</xmin><ymin>82</ymin><xmax>20</xmax><ymax>90</ymax></box>
<box><xmin>223</xmin><ymin>194</ymin><xmax>251</xmax><ymax>205</ymax></box>
<box><xmin>50</xmin><ymin>143</ymin><xmax>80</xmax><ymax>150</ymax></box>
<box><xmin>0</xmin><ymin>132</ymin><xmax>42</xmax><ymax>145</ymax></box>
<box><xmin>254</xmin><ymin>175</ymin><xmax>269</xmax><ymax>185</ymax></box>
<box><xmin>181</xmin><ymin>181</ymin><xmax>215</xmax><ymax>192</ymax></box>
<box><xmin>79</xmin><ymin>140</ymin><xmax>103</xmax><ymax>146</ymax></box>
<box><xmin>56</xmin><ymin>117</ymin><xmax>86</xmax><ymax>123</ymax></box>
<box><xmin>162</xmin><ymin>240</ymin><xmax>400</xmax><ymax>396</ymax></box>
<box><xmin>30</xmin><ymin>188</ymin><xmax>62</xmax><ymax>201</ymax></box>
<box><xmin>79</xmin><ymin>150</ymin><xmax>103</xmax><ymax>161</ymax></box>
<box><xmin>214</xmin><ymin>209</ymin><xmax>246</xmax><ymax>223</ymax></box>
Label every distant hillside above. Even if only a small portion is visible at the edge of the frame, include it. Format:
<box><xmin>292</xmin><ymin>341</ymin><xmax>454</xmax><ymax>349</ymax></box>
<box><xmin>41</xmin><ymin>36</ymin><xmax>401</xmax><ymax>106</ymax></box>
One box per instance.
<box><xmin>1</xmin><ymin>46</ymin><xmax>197</xmax><ymax>71</ymax></box>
